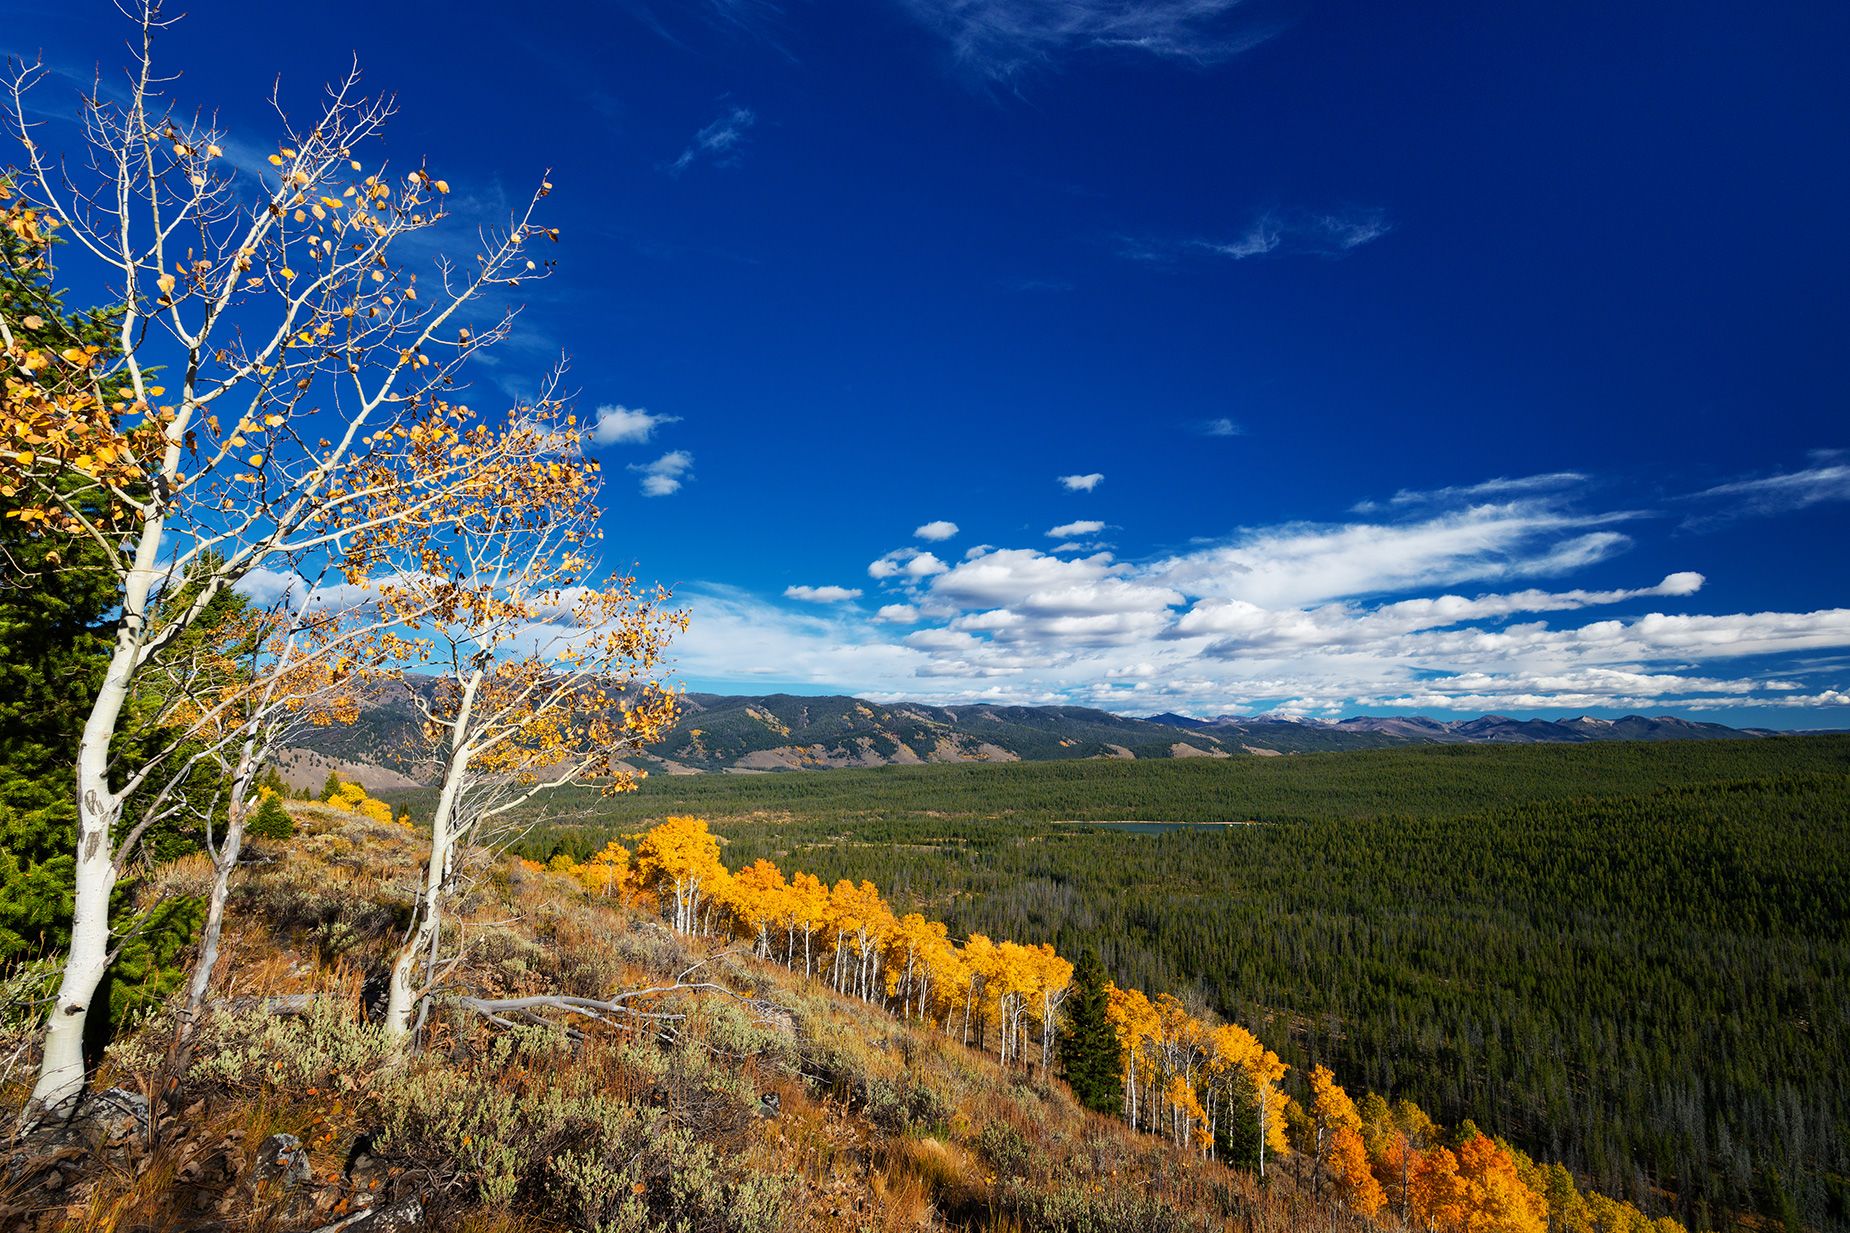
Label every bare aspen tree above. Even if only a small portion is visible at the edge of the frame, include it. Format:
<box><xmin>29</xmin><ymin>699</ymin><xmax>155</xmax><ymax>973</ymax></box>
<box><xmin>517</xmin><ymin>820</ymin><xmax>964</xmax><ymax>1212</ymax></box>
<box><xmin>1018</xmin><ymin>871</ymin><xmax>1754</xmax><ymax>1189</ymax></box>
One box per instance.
<box><xmin>360</xmin><ymin>400</ymin><xmax>684</xmax><ymax>1043</ymax></box>
<box><xmin>160</xmin><ymin>577</ymin><xmax>406</xmax><ymax>1057</ymax></box>
<box><xmin>0</xmin><ymin>1</ymin><xmax>561</xmax><ymax>1121</ymax></box>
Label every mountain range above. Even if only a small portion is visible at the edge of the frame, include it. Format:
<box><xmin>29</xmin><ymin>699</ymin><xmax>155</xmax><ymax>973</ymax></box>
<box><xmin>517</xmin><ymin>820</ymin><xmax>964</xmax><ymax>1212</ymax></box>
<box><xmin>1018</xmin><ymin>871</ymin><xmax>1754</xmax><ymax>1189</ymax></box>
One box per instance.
<box><xmin>277</xmin><ymin>688</ymin><xmax>1783</xmax><ymax>786</ymax></box>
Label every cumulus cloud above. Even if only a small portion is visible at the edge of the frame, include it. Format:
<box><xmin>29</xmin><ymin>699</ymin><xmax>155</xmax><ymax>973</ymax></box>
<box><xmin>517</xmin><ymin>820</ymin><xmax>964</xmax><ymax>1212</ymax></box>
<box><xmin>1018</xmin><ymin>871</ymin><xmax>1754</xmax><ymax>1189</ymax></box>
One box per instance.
<box><xmin>670</xmin><ymin>105</ymin><xmax>756</xmax><ymax>175</ymax></box>
<box><xmin>1058</xmin><ymin>473</ymin><xmax>1104</xmax><ymax>492</ymax></box>
<box><xmin>663</xmin><ymin>473</ymin><xmax>1850</xmax><ymax>719</ymax></box>
<box><xmin>590</xmin><ymin>404</ymin><xmax>681</xmax><ymax>446</ymax></box>
<box><xmin>629</xmin><ymin>450</ymin><xmax>694</xmax><ymax>496</ymax></box>
<box><xmin>914</xmin><ymin>520</ymin><xmax>960</xmax><ymax>541</ymax></box>
<box><xmin>1047</xmin><ymin>519</ymin><xmax>1106</xmax><ymax>539</ymax></box>
<box><xmin>869</xmin><ymin>548</ymin><xmax>951</xmax><ymax>580</ymax></box>
<box><xmin>784</xmin><ymin>584</ymin><xmax>864</xmax><ymax>603</ymax></box>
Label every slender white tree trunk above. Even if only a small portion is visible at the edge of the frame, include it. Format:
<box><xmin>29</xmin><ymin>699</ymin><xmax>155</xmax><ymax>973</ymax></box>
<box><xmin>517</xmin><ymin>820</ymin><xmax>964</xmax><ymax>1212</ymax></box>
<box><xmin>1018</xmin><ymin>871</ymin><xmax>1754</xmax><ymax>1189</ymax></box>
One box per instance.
<box><xmin>26</xmin><ymin>614</ymin><xmax>144</xmax><ymax>1123</ymax></box>
<box><xmin>384</xmin><ymin>674</ymin><xmax>477</xmax><ymax>1042</ymax></box>
<box><xmin>178</xmin><ymin>729</ymin><xmax>263</xmax><ymax>1050</ymax></box>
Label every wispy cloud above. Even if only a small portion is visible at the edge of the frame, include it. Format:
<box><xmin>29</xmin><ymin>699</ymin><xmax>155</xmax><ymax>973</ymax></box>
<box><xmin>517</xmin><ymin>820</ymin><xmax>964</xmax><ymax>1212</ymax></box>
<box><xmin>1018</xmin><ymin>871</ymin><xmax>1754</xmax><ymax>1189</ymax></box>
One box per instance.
<box><xmin>669</xmin><ymin>104</ymin><xmax>757</xmax><ymax>175</ymax></box>
<box><xmin>1201</xmin><ymin>418</ymin><xmax>1242</xmax><ymax>437</ymax></box>
<box><xmin>1352</xmin><ymin>471</ymin><xmax>1589</xmax><ymax>513</ymax></box>
<box><xmin>1684</xmin><ymin>451</ymin><xmax>1850</xmax><ymax>526</ymax></box>
<box><xmin>1124</xmin><ymin>209</ymin><xmax>1392</xmax><ymax>265</ymax></box>
<box><xmin>1058</xmin><ymin>472</ymin><xmax>1104</xmax><ymax>491</ymax></box>
<box><xmin>590</xmin><ymin>404</ymin><xmax>681</xmax><ymax>445</ymax></box>
<box><xmin>629</xmin><ymin>450</ymin><xmax>694</xmax><ymax>496</ymax></box>
<box><xmin>1047</xmin><ymin>519</ymin><xmax>1106</xmax><ymax>538</ymax></box>
<box><xmin>785</xmin><ymin>584</ymin><xmax>865</xmax><ymax>603</ymax></box>
<box><xmin>894</xmin><ymin>0</ymin><xmax>1277</xmax><ymax>80</ymax></box>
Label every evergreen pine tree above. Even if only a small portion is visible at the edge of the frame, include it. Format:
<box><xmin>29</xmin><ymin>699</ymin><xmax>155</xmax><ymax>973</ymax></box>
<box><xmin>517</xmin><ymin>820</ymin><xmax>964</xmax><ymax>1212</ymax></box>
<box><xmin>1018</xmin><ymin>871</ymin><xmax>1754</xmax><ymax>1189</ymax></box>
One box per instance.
<box><xmin>1057</xmin><ymin>946</ymin><xmax>1123</xmax><ymax>1115</ymax></box>
<box><xmin>0</xmin><ymin>192</ymin><xmax>118</xmax><ymax>961</ymax></box>
<box><xmin>321</xmin><ymin>771</ymin><xmax>342</xmax><ymax>802</ymax></box>
<box><xmin>247</xmin><ymin>793</ymin><xmax>296</xmax><ymax>841</ymax></box>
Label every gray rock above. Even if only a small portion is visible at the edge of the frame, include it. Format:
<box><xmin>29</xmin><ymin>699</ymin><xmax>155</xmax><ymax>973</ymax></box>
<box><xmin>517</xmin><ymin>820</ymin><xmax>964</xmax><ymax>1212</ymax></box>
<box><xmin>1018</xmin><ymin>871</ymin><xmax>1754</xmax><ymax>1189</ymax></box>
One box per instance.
<box><xmin>354</xmin><ymin>1198</ymin><xmax>423</xmax><ymax>1231</ymax></box>
<box><xmin>253</xmin><ymin>1131</ymin><xmax>314</xmax><ymax>1187</ymax></box>
<box><xmin>78</xmin><ymin>1087</ymin><xmax>149</xmax><ymax>1151</ymax></box>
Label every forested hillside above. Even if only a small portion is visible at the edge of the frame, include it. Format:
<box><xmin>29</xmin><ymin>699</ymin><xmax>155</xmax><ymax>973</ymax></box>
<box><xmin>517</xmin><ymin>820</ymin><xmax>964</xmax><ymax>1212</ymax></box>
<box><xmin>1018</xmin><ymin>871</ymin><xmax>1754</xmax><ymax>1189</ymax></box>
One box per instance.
<box><xmin>511</xmin><ymin>737</ymin><xmax>1850</xmax><ymax>1231</ymax></box>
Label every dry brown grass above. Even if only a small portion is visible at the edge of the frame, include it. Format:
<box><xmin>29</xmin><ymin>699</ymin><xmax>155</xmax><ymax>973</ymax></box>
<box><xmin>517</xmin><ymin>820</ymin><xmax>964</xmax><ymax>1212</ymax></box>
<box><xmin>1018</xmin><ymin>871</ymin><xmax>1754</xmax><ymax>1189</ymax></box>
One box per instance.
<box><xmin>1</xmin><ymin>806</ymin><xmax>1376</xmax><ymax>1233</ymax></box>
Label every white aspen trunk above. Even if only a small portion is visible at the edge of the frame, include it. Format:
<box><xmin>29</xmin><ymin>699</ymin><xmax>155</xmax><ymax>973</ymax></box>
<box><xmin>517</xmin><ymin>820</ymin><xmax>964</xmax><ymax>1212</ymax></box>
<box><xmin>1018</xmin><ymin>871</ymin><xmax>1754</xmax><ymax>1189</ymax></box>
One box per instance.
<box><xmin>1256</xmin><ymin>1087</ymin><xmax>1268</xmax><ymax>1180</ymax></box>
<box><xmin>26</xmin><ymin>615</ymin><xmax>144</xmax><ymax>1122</ymax></box>
<box><xmin>383</xmin><ymin>674</ymin><xmax>477</xmax><ymax>1041</ymax></box>
<box><xmin>178</xmin><ymin>727</ymin><xmax>264</xmax><ymax>1048</ymax></box>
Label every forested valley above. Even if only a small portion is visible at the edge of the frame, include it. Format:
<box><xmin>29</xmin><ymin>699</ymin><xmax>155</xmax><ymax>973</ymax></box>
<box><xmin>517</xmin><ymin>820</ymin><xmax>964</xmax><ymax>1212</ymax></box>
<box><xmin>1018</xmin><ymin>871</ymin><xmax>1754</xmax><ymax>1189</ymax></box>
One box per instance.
<box><xmin>513</xmin><ymin>736</ymin><xmax>1850</xmax><ymax>1231</ymax></box>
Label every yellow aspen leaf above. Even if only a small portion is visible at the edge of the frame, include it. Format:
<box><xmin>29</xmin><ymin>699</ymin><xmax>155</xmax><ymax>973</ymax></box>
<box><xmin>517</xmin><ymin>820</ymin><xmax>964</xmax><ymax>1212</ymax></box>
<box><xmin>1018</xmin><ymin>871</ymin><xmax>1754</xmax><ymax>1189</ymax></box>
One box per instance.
<box><xmin>156</xmin><ymin>274</ymin><xmax>175</xmax><ymax>294</ymax></box>
<box><xmin>433</xmin><ymin>180</ymin><xmax>450</xmax><ymax>194</ymax></box>
<box><xmin>248</xmin><ymin>454</ymin><xmax>263</xmax><ymax>467</ymax></box>
<box><xmin>280</xmin><ymin>268</ymin><xmax>297</xmax><ymax>281</ymax></box>
<box><xmin>268</xmin><ymin>154</ymin><xmax>284</xmax><ymax>166</ymax></box>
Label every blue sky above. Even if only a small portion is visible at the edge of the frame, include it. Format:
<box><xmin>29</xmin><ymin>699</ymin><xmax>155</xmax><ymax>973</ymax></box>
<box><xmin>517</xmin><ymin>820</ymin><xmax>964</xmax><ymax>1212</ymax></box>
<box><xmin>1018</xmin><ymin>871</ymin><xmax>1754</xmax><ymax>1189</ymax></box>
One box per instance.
<box><xmin>7</xmin><ymin>0</ymin><xmax>1849</xmax><ymax>723</ymax></box>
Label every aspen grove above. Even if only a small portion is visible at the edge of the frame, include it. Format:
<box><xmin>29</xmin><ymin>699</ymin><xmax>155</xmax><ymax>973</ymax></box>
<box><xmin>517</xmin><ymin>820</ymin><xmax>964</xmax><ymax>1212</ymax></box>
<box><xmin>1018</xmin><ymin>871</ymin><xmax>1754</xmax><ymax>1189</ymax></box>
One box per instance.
<box><xmin>541</xmin><ymin>814</ymin><xmax>1687</xmax><ymax>1233</ymax></box>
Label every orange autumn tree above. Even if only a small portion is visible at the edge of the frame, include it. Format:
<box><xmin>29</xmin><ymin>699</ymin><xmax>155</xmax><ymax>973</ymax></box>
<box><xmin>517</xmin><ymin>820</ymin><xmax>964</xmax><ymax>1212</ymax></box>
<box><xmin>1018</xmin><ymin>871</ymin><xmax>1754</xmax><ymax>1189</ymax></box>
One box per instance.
<box><xmin>1311</xmin><ymin>1063</ymin><xmax>1388</xmax><ymax>1218</ymax></box>
<box><xmin>0</xmin><ymin>2</ymin><xmax>568</xmax><ymax>1121</ymax></box>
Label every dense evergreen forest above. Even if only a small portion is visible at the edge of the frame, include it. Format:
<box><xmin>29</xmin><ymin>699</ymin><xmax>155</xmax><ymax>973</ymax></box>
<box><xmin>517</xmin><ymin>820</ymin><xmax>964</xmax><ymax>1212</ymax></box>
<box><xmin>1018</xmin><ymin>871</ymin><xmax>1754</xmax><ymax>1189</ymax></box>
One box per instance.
<box><xmin>501</xmin><ymin>737</ymin><xmax>1850</xmax><ymax>1231</ymax></box>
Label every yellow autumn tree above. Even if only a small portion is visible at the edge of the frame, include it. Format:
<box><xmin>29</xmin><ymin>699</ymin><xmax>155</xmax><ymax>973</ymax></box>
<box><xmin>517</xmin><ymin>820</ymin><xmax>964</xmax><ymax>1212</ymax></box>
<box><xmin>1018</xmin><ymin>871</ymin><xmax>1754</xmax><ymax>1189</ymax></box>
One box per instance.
<box><xmin>1206</xmin><ymin>1022</ymin><xmax>1291</xmax><ymax>1177</ymax></box>
<box><xmin>632</xmin><ymin>816</ymin><xmax>728</xmax><ymax>937</ymax></box>
<box><xmin>724</xmin><ymin>858</ymin><xmax>790</xmax><ymax>957</ymax></box>
<box><xmin>1106</xmin><ymin>983</ymin><xmax>1161</xmax><ymax>1130</ymax></box>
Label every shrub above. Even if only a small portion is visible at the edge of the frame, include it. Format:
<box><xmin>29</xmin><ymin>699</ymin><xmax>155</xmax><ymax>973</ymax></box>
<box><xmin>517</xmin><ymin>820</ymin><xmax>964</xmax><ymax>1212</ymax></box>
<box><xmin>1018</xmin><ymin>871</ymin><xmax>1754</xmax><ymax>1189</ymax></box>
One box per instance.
<box><xmin>976</xmin><ymin>1119</ymin><xmax>1033</xmax><ymax>1181</ymax></box>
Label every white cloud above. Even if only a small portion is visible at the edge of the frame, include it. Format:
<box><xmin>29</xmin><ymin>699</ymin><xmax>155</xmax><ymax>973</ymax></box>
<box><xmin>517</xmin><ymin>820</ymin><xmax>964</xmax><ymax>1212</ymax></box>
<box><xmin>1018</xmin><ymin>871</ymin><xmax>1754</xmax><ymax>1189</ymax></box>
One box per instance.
<box><xmin>1129</xmin><ymin>210</ymin><xmax>1392</xmax><ymax>266</ymax></box>
<box><xmin>1047</xmin><ymin>519</ymin><xmax>1106</xmax><ymax>539</ymax></box>
<box><xmin>914</xmin><ymin>520</ymin><xmax>960</xmax><ymax>541</ymax></box>
<box><xmin>1686</xmin><ymin>453</ymin><xmax>1850</xmax><ymax>524</ymax></box>
<box><xmin>660</xmin><ymin>474</ymin><xmax>1850</xmax><ymax>719</ymax></box>
<box><xmin>1372</xmin><ymin>472</ymin><xmax>1589</xmax><ymax>509</ymax></box>
<box><xmin>869</xmin><ymin>547</ymin><xmax>951</xmax><ymax>580</ymax></box>
<box><xmin>1058</xmin><ymin>473</ymin><xmax>1104</xmax><ymax>492</ymax></box>
<box><xmin>893</xmin><ymin>0</ymin><xmax>1275</xmax><ymax>79</ymax></box>
<box><xmin>629</xmin><ymin>450</ymin><xmax>694</xmax><ymax>496</ymax></box>
<box><xmin>784</xmin><ymin>584</ymin><xmax>864</xmax><ymax>603</ymax></box>
<box><xmin>1202</xmin><ymin>418</ymin><xmax>1242</xmax><ymax>437</ymax></box>
<box><xmin>590</xmin><ymin>404</ymin><xmax>681</xmax><ymax>446</ymax></box>
<box><xmin>670</xmin><ymin>105</ymin><xmax>756</xmax><ymax>175</ymax></box>
<box><xmin>1146</xmin><ymin>503</ymin><xmax>1631</xmax><ymax>609</ymax></box>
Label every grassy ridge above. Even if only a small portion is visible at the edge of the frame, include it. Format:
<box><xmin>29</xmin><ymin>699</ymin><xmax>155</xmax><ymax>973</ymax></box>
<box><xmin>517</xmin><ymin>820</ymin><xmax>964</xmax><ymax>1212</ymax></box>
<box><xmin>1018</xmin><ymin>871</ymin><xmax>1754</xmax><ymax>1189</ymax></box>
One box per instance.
<box><xmin>502</xmin><ymin>735</ymin><xmax>1850</xmax><ymax>1230</ymax></box>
